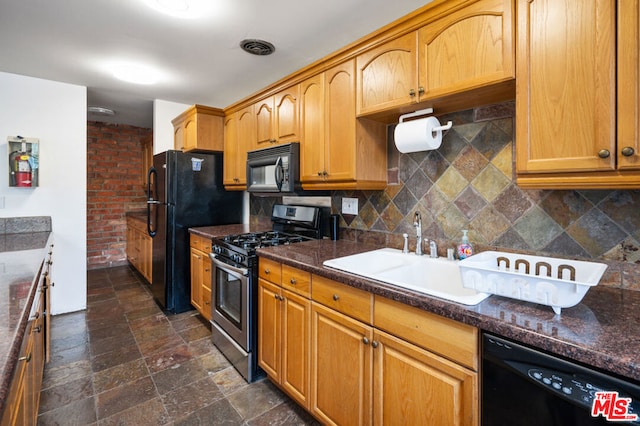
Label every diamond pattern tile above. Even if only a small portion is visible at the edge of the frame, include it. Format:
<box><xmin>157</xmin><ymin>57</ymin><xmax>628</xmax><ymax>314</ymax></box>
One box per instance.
<box><xmin>436</xmin><ymin>167</ymin><xmax>468</xmax><ymax>200</ymax></box>
<box><xmin>471</xmin><ymin>164</ymin><xmax>510</xmax><ymax>202</ymax></box>
<box><xmin>567</xmin><ymin>208</ymin><xmax>628</xmax><ymax>257</ymax></box>
<box><xmin>513</xmin><ymin>206</ymin><xmax>564</xmax><ymax>251</ymax></box>
<box><xmin>470</xmin><ymin>205</ymin><xmax>510</xmax><ymax>244</ymax></box>
<box><xmin>452</xmin><ymin>145</ymin><xmax>489</xmax><ymax>181</ymax></box>
<box><xmin>454</xmin><ymin>186</ymin><xmax>487</xmax><ymax>220</ymax></box>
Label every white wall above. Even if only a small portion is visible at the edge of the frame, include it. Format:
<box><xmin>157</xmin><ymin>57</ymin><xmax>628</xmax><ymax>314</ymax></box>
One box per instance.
<box><xmin>0</xmin><ymin>72</ymin><xmax>87</xmax><ymax>315</ymax></box>
<box><xmin>153</xmin><ymin>99</ymin><xmax>190</xmax><ymax>154</ymax></box>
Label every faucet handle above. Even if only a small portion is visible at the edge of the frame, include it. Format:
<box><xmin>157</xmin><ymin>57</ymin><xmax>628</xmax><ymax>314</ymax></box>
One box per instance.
<box><xmin>402</xmin><ymin>233</ymin><xmax>409</xmax><ymax>254</ymax></box>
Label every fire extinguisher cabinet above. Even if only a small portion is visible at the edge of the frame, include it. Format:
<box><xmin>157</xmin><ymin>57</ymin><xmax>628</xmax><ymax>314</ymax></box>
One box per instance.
<box><xmin>8</xmin><ymin>136</ymin><xmax>39</xmax><ymax>188</ymax></box>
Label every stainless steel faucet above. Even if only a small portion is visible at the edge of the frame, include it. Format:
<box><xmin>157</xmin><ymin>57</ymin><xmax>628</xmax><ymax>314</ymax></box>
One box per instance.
<box><xmin>413</xmin><ymin>212</ymin><xmax>422</xmax><ymax>255</ymax></box>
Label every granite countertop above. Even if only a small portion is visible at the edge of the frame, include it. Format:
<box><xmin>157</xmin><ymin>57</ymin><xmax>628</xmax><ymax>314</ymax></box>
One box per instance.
<box><xmin>0</xmin><ymin>232</ymin><xmax>52</xmax><ymax>414</ymax></box>
<box><xmin>189</xmin><ymin>224</ymin><xmax>271</xmax><ymax>239</ymax></box>
<box><xmin>252</xmin><ymin>239</ymin><xmax>640</xmax><ymax>383</ymax></box>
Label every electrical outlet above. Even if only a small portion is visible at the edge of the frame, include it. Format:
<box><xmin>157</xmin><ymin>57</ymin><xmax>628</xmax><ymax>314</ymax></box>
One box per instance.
<box><xmin>342</xmin><ymin>197</ymin><xmax>358</xmax><ymax>215</ymax></box>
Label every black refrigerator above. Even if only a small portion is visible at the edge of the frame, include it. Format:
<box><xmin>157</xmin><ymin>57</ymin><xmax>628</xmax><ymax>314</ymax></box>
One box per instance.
<box><xmin>147</xmin><ymin>150</ymin><xmax>243</xmax><ymax>314</ymax></box>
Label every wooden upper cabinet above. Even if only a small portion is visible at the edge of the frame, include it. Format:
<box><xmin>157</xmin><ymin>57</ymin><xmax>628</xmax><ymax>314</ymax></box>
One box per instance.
<box><xmin>255</xmin><ymin>86</ymin><xmax>300</xmax><ymax>149</ymax></box>
<box><xmin>172</xmin><ymin>105</ymin><xmax>225</xmax><ymax>152</ymax></box>
<box><xmin>618</xmin><ymin>0</ymin><xmax>640</xmax><ymax>171</ymax></box>
<box><xmin>300</xmin><ymin>73</ymin><xmax>326</xmax><ymax>184</ymax></box>
<box><xmin>223</xmin><ymin>105</ymin><xmax>254</xmax><ymax>189</ymax></box>
<box><xmin>356</xmin><ymin>32</ymin><xmax>418</xmax><ymax>116</ymax></box>
<box><xmin>301</xmin><ymin>60</ymin><xmax>387</xmax><ymax>190</ymax></box>
<box><xmin>516</xmin><ymin>0</ymin><xmax>616</xmax><ymax>175</ymax></box>
<box><xmin>325</xmin><ymin>61</ymin><xmax>358</xmax><ymax>184</ymax></box>
<box><xmin>255</xmin><ymin>97</ymin><xmax>275</xmax><ymax>147</ymax></box>
<box><xmin>418</xmin><ymin>0</ymin><xmax>514</xmax><ymax>99</ymax></box>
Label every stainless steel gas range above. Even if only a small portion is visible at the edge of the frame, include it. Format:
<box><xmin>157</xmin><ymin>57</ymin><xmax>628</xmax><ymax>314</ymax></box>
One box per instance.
<box><xmin>208</xmin><ymin>204</ymin><xmax>327</xmax><ymax>382</ymax></box>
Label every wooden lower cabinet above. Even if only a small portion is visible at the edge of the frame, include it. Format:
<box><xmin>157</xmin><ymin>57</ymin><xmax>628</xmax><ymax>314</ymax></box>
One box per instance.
<box><xmin>126</xmin><ymin>216</ymin><xmax>152</xmax><ymax>283</ymax></box>
<box><xmin>310</xmin><ymin>302</ymin><xmax>373</xmax><ymax>426</ymax></box>
<box><xmin>2</xmin><ymin>279</ymin><xmax>46</xmax><ymax>426</ymax></box>
<box><xmin>257</xmin><ymin>259</ymin><xmax>479</xmax><ymax>425</ymax></box>
<box><xmin>373</xmin><ymin>330</ymin><xmax>477</xmax><ymax>426</ymax></box>
<box><xmin>189</xmin><ymin>234</ymin><xmax>212</xmax><ymax>321</ymax></box>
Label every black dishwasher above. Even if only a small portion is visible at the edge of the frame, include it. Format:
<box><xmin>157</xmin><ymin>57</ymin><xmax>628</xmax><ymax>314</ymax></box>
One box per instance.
<box><xmin>482</xmin><ymin>333</ymin><xmax>640</xmax><ymax>425</ymax></box>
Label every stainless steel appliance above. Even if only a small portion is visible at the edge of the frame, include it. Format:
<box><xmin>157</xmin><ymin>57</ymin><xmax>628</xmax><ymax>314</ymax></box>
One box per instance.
<box><xmin>246</xmin><ymin>142</ymin><xmax>300</xmax><ymax>193</ymax></box>
<box><xmin>147</xmin><ymin>150</ymin><xmax>243</xmax><ymax>314</ymax></box>
<box><xmin>482</xmin><ymin>332</ymin><xmax>640</xmax><ymax>425</ymax></box>
<box><xmin>209</xmin><ymin>204</ymin><xmax>327</xmax><ymax>382</ymax></box>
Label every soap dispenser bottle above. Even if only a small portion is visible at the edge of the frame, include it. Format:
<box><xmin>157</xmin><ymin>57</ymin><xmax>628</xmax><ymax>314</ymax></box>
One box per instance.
<box><xmin>457</xmin><ymin>230</ymin><xmax>473</xmax><ymax>260</ymax></box>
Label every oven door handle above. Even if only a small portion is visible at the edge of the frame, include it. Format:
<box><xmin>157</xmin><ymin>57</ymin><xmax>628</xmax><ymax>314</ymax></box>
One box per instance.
<box><xmin>209</xmin><ymin>254</ymin><xmax>249</xmax><ymax>276</ymax></box>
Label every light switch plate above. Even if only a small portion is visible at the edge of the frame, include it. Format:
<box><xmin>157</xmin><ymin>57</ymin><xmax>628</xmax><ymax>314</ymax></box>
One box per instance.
<box><xmin>342</xmin><ymin>197</ymin><xmax>358</xmax><ymax>215</ymax></box>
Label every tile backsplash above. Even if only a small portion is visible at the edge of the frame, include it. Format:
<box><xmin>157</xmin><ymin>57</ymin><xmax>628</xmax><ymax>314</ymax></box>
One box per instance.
<box><xmin>250</xmin><ymin>101</ymin><xmax>640</xmax><ymax>290</ymax></box>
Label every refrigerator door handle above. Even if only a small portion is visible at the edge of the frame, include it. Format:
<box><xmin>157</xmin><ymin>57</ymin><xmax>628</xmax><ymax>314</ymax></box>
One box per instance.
<box><xmin>147</xmin><ymin>167</ymin><xmax>158</xmax><ymax>237</ymax></box>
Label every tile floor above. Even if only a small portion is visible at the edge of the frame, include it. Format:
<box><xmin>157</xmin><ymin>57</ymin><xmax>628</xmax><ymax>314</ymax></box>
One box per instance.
<box><xmin>37</xmin><ymin>266</ymin><xmax>319</xmax><ymax>425</ymax></box>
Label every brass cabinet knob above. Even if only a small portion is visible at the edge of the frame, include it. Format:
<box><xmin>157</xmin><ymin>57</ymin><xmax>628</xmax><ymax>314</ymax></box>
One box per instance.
<box><xmin>409</xmin><ymin>88</ymin><xmax>416</xmax><ymax>97</ymax></box>
<box><xmin>332</xmin><ymin>294</ymin><xmax>340</xmax><ymax>301</ymax></box>
<box><xmin>598</xmin><ymin>149</ymin><xmax>611</xmax><ymax>158</ymax></box>
<box><xmin>290</xmin><ymin>278</ymin><xmax>296</xmax><ymax>285</ymax></box>
<box><xmin>317</xmin><ymin>171</ymin><xmax>323</xmax><ymax>176</ymax></box>
<box><xmin>418</xmin><ymin>86</ymin><xmax>425</xmax><ymax>95</ymax></box>
<box><xmin>621</xmin><ymin>146</ymin><xmax>635</xmax><ymax>157</ymax></box>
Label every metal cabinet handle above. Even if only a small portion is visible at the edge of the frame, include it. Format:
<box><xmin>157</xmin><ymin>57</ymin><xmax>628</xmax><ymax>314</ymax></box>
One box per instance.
<box><xmin>18</xmin><ymin>353</ymin><xmax>32</xmax><ymax>362</ymax></box>
<box><xmin>409</xmin><ymin>88</ymin><xmax>416</xmax><ymax>97</ymax></box>
<box><xmin>289</xmin><ymin>278</ymin><xmax>296</xmax><ymax>285</ymax></box>
<box><xmin>621</xmin><ymin>146</ymin><xmax>635</xmax><ymax>157</ymax></box>
<box><xmin>372</xmin><ymin>341</ymin><xmax>379</xmax><ymax>348</ymax></box>
<box><xmin>34</xmin><ymin>326</ymin><xmax>42</xmax><ymax>333</ymax></box>
<box><xmin>204</xmin><ymin>300</ymin><xmax>210</xmax><ymax>306</ymax></box>
<box><xmin>598</xmin><ymin>149</ymin><xmax>611</xmax><ymax>158</ymax></box>
<box><xmin>362</xmin><ymin>337</ymin><xmax>369</xmax><ymax>345</ymax></box>
<box><xmin>264</xmin><ymin>269</ymin><xmax>270</xmax><ymax>274</ymax></box>
<box><xmin>418</xmin><ymin>86</ymin><xmax>425</xmax><ymax>95</ymax></box>
<box><xmin>332</xmin><ymin>294</ymin><xmax>340</xmax><ymax>301</ymax></box>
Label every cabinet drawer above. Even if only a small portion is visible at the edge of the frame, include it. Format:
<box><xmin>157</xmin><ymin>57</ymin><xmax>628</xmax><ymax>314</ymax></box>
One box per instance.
<box><xmin>190</xmin><ymin>234</ymin><xmax>211</xmax><ymax>252</ymax></box>
<box><xmin>281</xmin><ymin>264</ymin><xmax>311</xmax><ymax>297</ymax></box>
<box><xmin>259</xmin><ymin>258</ymin><xmax>282</xmax><ymax>284</ymax></box>
<box><xmin>374</xmin><ymin>295</ymin><xmax>478</xmax><ymax>370</ymax></box>
<box><xmin>312</xmin><ymin>275</ymin><xmax>373</xmax><ymax>324</ymax></box>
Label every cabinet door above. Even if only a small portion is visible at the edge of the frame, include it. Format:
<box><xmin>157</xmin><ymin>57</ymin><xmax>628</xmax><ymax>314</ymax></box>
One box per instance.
<box><xmin>300</xmin><ymin>73</ymin><xmax>326</xmax><ymax>183</ymax></box>
<box><xmin>223</xmin><ymin>114</ymin><xmax>239</xmax><ymax>186</ymax></box>
<box><xmin>281</xmin><ymin>289</ymin><xmax>311</xmax><ymax>408</ymax></box>
<box><xmin>236</xmin><ymin>105</ymin><xmax>255</xmax><ymax>185</ymax></box>
<box><xmin>618</xmin><ymin>0</ymin><xmax>640</xmax><ymax>170</ymax></box>
<box><xmin>190</xmin><ymin>248</ymin><xmax>203</xmax><ymax>313</ymax></box>
<box><xmin>275</xmin><ymin>86</ymin><xmax>300</xmax><ymax>144</ymax></box>
<box><xmin>356</xmin><ymin>32</ymin><xmax>418</xmax><ymax>116</ymax></box>
<box><xmin>418</xmin><ymin>0</ymin><xmax>514</xmax><ymax>99</ymax></box>
<box><xmin>201</xmin><ymin>255</ymin><xmax>212</xmax><ymax>321</ymax></box>
<box><xmin>311</xmin><ymin>302</ymin><xmax>372</xmax><ymax>426</ymax></box>
<box><xmin>515</xmin><ymin>0</ymin><xmax>616</xmax><ymax>174</ymax></box>
<box><xmin>325</xmin><ymin>60</ymin><xmax>356</xmax><ymax>183</ymax></box>
<box><xmin>258</xmin><ymin>278</ymin><xmax>281</xmax><ymax>381</ymax></box>
<box><xmin>255</xmin><ymin>97</ymin><xmax>275</xmax><ymax>148</ymax></box>
<box><xmin>183</xmin><ymin>116</ymin><xmax>198</xmax><ymax>152</ymax></box>
<box><xmin>373</xmin><ymin>330</ymin><xmax>478</xmax><ymax>426</ymax></box>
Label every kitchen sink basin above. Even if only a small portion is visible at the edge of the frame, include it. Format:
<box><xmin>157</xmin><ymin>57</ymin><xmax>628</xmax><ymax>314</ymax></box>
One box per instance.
<box><xmin>323</xmin><ymin>248</ymin><xmax>490</xmax><ymax>305</ymax></box>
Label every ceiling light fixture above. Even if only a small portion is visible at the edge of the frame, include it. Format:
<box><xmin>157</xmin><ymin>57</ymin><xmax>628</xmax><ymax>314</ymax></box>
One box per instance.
<box><xmin>111</xmin><ymin>62</ymin><xmax>161</xmax><ymax>85</ymax></box>
<box><xmin>141</xmin><ymin>0</ymin><xmax>214</xmax><ymax>19</ymax></box>
<box><xmin>87</xmin><ymin>106</ymin><xmax>115</xmax><ymax>115</ymax></box>
<box><xmin>240</xmin><ymin>39</ymin><xmax>276</xmax><ymax>56</ymax></box>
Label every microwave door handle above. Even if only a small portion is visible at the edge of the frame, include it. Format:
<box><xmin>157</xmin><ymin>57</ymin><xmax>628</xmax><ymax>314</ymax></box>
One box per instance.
<box><xmin>209</xmin><ymin>254</ymin><xmax>249</xmax><ymax>276</ymax></box>
<box><xmin>275</xmin><ymin>156</ymin><xmax>284</xmax><ymax>191</ymax></box>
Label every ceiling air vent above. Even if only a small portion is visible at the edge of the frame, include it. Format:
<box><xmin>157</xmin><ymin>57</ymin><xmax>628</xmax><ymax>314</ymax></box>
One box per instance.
<box><xmin>240</xmin><ymin>39</ymin><xmax>275</xmax><ymax>56</ymax></box>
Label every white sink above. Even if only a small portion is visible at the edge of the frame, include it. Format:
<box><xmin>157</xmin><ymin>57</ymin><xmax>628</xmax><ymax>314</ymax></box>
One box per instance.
<box><xmin>323</xmin><ymin>248</ymin><xmax>490</xmax><ymax>305</ymax></box>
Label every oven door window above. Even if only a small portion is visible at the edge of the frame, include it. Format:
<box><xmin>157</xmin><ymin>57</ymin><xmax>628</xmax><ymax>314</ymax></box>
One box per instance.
<box><xmin>215</xmin><ymin>268</ymin><xmax>243</xmax><ymax>327</ymax></box>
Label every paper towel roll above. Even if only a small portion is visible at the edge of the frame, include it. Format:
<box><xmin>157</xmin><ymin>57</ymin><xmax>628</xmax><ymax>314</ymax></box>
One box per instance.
<box><xmin>394</xmin><ymin>116</ymin><xmax>443</xmax><ymax>153</ymax></box>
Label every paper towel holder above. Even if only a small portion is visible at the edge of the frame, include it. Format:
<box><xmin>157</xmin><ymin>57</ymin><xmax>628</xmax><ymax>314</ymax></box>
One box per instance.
<box><xmin>398</xmin><ymin>108</ymin><xmax>453</xmax><ymax>135</ymax></box>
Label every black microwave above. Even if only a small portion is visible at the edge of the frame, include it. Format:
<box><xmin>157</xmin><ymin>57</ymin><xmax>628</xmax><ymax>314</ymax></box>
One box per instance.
<box><xmin>246</xmin><ymin>142</ymin><xmax>300</xmax><ymax>193</ymax></box>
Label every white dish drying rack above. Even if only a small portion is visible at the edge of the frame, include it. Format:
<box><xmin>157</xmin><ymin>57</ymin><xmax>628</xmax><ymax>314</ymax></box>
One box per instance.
<box><xmin>459</xmin><ymin>251</ymin><xmax>607</xmax><ymax>314</ymax></box>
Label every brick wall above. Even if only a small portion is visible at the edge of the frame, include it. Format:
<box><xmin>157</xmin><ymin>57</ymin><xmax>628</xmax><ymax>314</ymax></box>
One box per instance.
<box><xmin>87</xmin><ymin>121</ymin><xmax>152</xmax><ymax>269</ymax></box>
